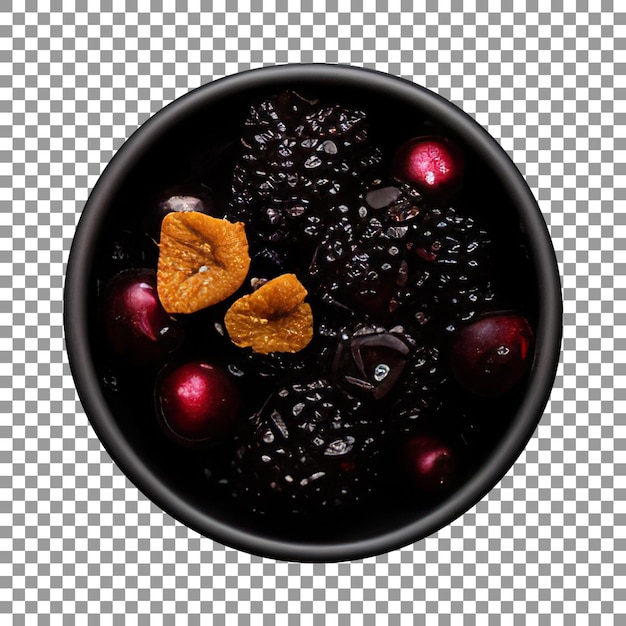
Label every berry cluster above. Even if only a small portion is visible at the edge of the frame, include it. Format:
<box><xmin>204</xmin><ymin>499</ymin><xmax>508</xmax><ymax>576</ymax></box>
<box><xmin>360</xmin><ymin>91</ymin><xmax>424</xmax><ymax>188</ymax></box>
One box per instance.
<box><xmin>99</xmin><ymin>91</ymin><xmax>535</xmax><ymax>518</ymax></box>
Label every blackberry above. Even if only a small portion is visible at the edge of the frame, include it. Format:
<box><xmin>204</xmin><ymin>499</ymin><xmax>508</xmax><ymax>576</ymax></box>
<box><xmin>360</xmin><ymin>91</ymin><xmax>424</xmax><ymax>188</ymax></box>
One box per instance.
<box><xmin>308</xmin><ymin>180</ymin><xmax>426</xmax><ymax>319</ymax></box>
<box><xmin>230</xmin><ymin>379</ymin><xmax>381</xmax><ymax>514</ymax></box>
<box><xmin>307</xmin><ymin>212</ymin><xmax>355</xmax><ymax>286</ymax></box>
<box><xmin>228</xmin><ymin>91</ymin><xmax>382</xmax><ymax>246</ymax></box>
<box><xmin>308</xmin><ymin>181</ymin><xmax>494</xmax><ymax>331</ymax></box>
<box><xmin>407</xmin><ymin>206</ymin><xmax>494</xmax><ymax>332</ymax></box>
<box><xmin>390</xmin><ymin>341</ymin><xmax>449</xmax><ymax>436</ymax></box>
<box><xmin>362</xmin><ymin>179</ymin><xmax>426</xmax><ymax>224</ymax></box>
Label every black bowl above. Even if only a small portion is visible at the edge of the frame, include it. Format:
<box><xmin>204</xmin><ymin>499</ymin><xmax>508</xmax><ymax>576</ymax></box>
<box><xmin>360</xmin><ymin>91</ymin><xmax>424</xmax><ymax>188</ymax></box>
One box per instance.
<box><xmin>64</xmin><ymin>64</ymin><xmax>562</xmax><ymax>562</ymax></box>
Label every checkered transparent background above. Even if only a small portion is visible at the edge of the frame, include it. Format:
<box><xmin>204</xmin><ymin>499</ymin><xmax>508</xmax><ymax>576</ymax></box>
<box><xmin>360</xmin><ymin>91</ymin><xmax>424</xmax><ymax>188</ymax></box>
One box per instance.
<box><xmin>2</xmin><ymin>1</ymin><xmax>624</xmax><ymax>623</ymax></box>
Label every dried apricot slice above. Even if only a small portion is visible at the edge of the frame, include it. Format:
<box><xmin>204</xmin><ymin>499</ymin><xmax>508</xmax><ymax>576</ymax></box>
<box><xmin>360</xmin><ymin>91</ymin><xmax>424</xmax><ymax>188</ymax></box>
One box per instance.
<box><xmin>157</xmin><ymin>212</ymin><xmax>250</xmax><ymax>314</ymax></box>
<box><xmin>224</xmin><ymin>274</ymin><xmax>313</xmax><ymax>354</ymax></box>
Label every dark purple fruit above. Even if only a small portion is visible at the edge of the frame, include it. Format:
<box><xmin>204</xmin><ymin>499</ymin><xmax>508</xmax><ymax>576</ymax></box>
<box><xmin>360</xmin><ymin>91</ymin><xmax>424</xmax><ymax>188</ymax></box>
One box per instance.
<box><xmin>331</xmin><ymin>324</ymin><xmax>414</xmax><ymax>400</ymax></box>
<box><xmin>309</xmin><ymin>215</ymin><xmax>412</xmax><ymax>318</ymax></box>
<box><xmin>230</xmin><ymin>379</ymin><xmax>381</xmax><ymax>514</ymax></box>
<box><xmin>229</xmin><ymin>91</ymin><xmax>382</xmax><ymax>245</ymax></box>
<box><xmin>391</xmin><ymin>342</ymin><xmax>448</xmax><ymax>434</ymax></box>
<box><xmin>408</xmin><ymin>205</ymin><xmax>494</xmax><ymax>331</ymax></box>
<box><xmin>155</xmin><ymin>361</ymin><xmax>240</xmax><ymax>445</ymax></box>
<box><xmin>308</xmin><ymin>179</ymin><xmax>430</xmax><ymax>319</ymax></box>
<box><xmin>450</xmin><ymin>313</ymin><xmax>534</xmax><ymax>397</ymax></box>
<box><xmin>392</xmin><ymin>136</ymin><xmax>464</xmax><ymax>197</ymax></box>
<box><xmin>363</xmin><ymin>179</ymin><xmax>425</xmax><ymax>224</ymax></box>
<box><xmin>403</xmin><ymin>434</ymin><xmax>457</xmax><ymax>492</ymax></box>
<box><xmin>102</xmin><ymin>269</ymin><xmax>184</xmax><ymax>366</ymax></box>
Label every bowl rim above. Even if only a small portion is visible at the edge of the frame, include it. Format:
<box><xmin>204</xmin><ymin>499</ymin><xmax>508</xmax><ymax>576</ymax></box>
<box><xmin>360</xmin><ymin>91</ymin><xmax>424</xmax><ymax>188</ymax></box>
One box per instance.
<box><xmin>64</xmin><ymin>63</ymin><xmax>563</xmax><ymax>563</ymax></box>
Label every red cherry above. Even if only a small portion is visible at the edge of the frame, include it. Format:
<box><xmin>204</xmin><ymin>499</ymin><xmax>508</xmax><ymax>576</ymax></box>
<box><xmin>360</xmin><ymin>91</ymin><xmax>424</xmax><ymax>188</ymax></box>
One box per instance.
<box><xmin>103</xmin><ymin>269</ymin><xmax>184</xmax><ymax>366</ymax></box>
<box><xmin>156</xmin><ymin>361</ymin><xmax>239</xmax><ymax>445</ymax></box>
<box><xmin>392</xmin><ymin>136</ymin><xmax>464</xmax><ymax>196</ymax></box>
<box><xmin>403</xmin><ymin>435</ymin><xmax>457</xmax><ymax>492</ymax></box>
<box><xmin>450</xmin><ymin>313</ymin><xmax>534</xmax><ymax>397</ymax></box>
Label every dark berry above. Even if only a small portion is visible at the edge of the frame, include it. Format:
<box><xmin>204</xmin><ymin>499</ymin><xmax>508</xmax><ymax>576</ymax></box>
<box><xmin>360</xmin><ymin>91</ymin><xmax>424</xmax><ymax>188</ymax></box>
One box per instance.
<box><xmin>308</xmin><ymin>180</ymin><xmax>428</xmax><ymax>319</ymax></box>
<box><xmin>230</xmin><ymin>379</ymin><xmax>381</xmax><ymax>514</ymax></box>
<box><xmin>307</xmin><ymin>213</ymin><xmax>356</xmax><ymax>285</ymax></box>
<box><xmin>403</xmin><ymin>434</ymin><xmax>457</xmax><ymax>492</ymax></box>
<box><xmin>450</xmin><ymin>313</ymin><xmax>534</xmax><ymax>397</ymax></box>
<box><xmin>408</xmin><ymin>206</ymin><xmax>494</xmax><ymax>331</ymax></box>
<box><xmin>229</xmin><ymin>91</ymin><xmax>381</xmax><ymax>245</ymax></box>
<box><xmin>364</xmin><ymin>179</ymin><xmax>425</xmax><ymax>224</ymax></box>
<box><xmin>343</xmin><ymin>225</ymin><xmax>408</xmax><ymax>316</ymax></box>
<box><xmin>391</xmin><ymin>342</ymin><xmax>448</xmax><ymax>435</ymax></box>
<box><xmin>155</xmin><ymin>361</ymin><xmax>240</xmax><ymax>445</ymax></box>
<box><xmin>310</xmin><ymin>216</ymin><xmax>409</xmax><ymax>319</ymax></box>
<box><xmin>392</xmin><ymin>136</ymin><xmax>464</xmax><ymax>197</ymax></box>
<box><xmin>102</xmin><ymin>269</ymin><xmax>184</xmax><ymax>366</ymax></box>
<box><xmin>331</xmin><ymin>324</ymin><xmax>414</xmax><ymax>400</ymax></box>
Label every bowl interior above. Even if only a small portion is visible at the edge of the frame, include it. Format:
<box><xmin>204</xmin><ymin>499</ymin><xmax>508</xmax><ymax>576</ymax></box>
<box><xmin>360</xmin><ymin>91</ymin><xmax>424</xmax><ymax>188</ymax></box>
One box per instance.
<box><xmin>67</xmin><ymin>65</ymin><xmax>560</xmax><ymax>561</ymax></box>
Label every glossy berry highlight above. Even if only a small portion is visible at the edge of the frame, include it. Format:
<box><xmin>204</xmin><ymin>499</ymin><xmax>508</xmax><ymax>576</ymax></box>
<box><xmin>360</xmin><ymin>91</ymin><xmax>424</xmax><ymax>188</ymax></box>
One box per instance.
<box><xmin>102</xmin><ymin>268</ymin><xmax>184</xmax><ymax>366</ymax></box>
<box><xmin>156</xmin><ymin>361</ymin><xmax>240</xmax><ymax>445</ymax></box>
<box><xmin>403</xmin><ymin>434</ymin><xmax>457</xmax><ymax>492</ymax></box>
<box><xmin>392</xmin><ymin>136</ymin><xmax>464</xmax><ymax>196</ymax></box>
<box><xmin>450</xmin><ymin>313</ymin><xmax>534</xmax><ymax>397</ymax></box>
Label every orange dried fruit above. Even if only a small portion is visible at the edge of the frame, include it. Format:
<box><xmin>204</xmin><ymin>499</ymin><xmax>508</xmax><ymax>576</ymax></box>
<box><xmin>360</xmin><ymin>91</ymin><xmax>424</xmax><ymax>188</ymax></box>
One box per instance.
<box><xmin>157</xmin><ymin>212</ymin><xmax>250</xmax><ymax>314</ymax></box>
<box><xmin>224</xmin><ymin>274</ymin><xmax>313</xmax><ymax>354</ymax></box>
